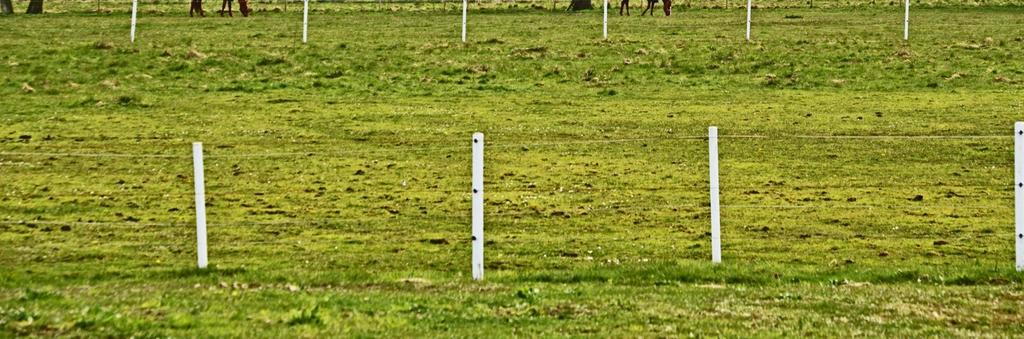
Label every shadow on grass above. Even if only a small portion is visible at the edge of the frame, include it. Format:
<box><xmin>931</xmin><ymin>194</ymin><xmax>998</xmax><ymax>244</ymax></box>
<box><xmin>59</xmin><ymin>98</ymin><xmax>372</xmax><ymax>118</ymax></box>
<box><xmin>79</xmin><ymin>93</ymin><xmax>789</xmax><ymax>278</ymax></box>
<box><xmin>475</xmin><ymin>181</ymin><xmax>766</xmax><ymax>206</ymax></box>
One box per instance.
<box><xmin>146</xmin><ymin>266</ymin><xmax>248</xmax><ymax>280</ymax></box>
<box><xmin>503</xmin><ymin>262</ymin><xmax>1024</xmax><ymax>286</ymax></box>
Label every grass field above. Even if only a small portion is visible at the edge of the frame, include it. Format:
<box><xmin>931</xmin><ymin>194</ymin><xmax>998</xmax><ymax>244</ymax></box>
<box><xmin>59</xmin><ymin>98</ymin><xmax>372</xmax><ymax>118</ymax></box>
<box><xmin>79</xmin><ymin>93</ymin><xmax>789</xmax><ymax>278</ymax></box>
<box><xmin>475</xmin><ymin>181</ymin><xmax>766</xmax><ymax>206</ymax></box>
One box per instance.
<box><xmin>2</xmin><ymin>2</ymin><xmax>1024</xmax><ymax>336</ymax></box>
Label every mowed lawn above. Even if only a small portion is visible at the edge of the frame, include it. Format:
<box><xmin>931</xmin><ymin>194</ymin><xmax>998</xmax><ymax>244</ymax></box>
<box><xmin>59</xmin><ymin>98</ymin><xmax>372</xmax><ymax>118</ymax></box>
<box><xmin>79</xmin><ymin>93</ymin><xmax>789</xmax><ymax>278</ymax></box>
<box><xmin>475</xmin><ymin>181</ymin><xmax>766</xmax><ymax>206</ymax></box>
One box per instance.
<box><xmin>1</xmin><ymin>2</ymin><xmax>1024</xmax><ymax>336</ymax></box>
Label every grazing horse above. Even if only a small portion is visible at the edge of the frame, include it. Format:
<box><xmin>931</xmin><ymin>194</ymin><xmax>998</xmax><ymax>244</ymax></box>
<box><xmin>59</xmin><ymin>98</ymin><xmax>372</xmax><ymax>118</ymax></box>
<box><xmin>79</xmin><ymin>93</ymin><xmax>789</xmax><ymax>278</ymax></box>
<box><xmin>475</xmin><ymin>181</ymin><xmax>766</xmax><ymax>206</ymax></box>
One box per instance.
<box><xmin>238</xmin><ymin>0</ymin><xmax>251</xmax><ymax>17</ymax></box>
<box><xmin>662</xmin><ymin>0</ymin><xmax>671</xmax><ymax>15</ymax></box>
<box><xmin>619</xmin><ymin>0</ymin><xmax>629</xmax><ymax>15</ymax></box>
<box><xmin>190</xmin><ymin>0</ymin><xmax>205</xmax><ymax>17</ymax></box>
<box><xmin>219</xmin><ymin>0</ymin><xmax>233</xmax><ymax>16</ymax></box>
<box><xmin>640</xmin><ymin>0</ymin><xmax>656</xmax><ymax>16</ymax></box>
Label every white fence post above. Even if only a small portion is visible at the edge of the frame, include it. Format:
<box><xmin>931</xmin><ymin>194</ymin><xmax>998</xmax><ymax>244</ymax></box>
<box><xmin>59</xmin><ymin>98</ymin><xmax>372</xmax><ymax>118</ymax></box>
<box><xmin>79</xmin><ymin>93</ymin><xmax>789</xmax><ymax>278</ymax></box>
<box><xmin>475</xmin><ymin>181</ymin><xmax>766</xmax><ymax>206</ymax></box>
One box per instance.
<box><xmin>130</xmin><ymin>0</ymin><xmax>137</xmax><ymax>43</ymax></box>
<box><xmin>745</xmin><ymin>0</ymin><xmax>752</xmax><ymax>41</ymax></box>
<box><xmin>461</xmin><ymin>0</ymin><xmax>468</xmax><ymax>43</ymax></box>
<box><xmin>193</xmin><ymin>142</ymin><xmax>208</xmax><ymax>269</ymax></box>
<box><xmin>904</xmin><ymin>0</ymin><xmax>910</xmax><ymax>41</ymax></box>
<box><xmin>302</xmin><ymin>0</ymin><xmax>309</xmax><ymax>43</ymax></box>
<box><xmin>472</xmin><ymin>133</ymin><xmax>484</xmax><ymax>280</ymax></box>
<box><xmin>1015</xmin><ymin>122</ymin><xmax>1023</xmax><ymax>271</ymax></box>
<box><xmin>602</xmin><ymin>0</ymin><xmax>608</xmax><ymax>40</ymax></box>
<box><xmin>709</xmin><ymin>127</ymin><xmax>721</xmax><ymax>264</ymax></box>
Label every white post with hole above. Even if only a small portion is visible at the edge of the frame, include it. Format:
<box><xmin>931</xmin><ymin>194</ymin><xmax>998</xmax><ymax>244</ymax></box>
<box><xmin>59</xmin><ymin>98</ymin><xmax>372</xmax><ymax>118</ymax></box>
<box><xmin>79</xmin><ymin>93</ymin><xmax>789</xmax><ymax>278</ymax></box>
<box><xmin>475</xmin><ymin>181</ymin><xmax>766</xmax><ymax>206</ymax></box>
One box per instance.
<box><xmin>904</xmin><ymin>0</ymin><xmax>910</xmax><ymax>41</ymax></box>
<box><xmin>461</xmin><ymin>0</ymin><xmax>468</xmax><ymax>42</ymax></box>
<box><xmin>1015</xmin><ymin>121</ymin><xmax>1023</xmax><ymax>271</ymax></box>
<box><xmin>193</xmin><ymin>142</ymin><xmax>208</xmax><ymax>269</ymax></box>
<box><xmin>472</xmin><ymin>133</ymin><xmax>484</xmax><ymax>280</ymax></box>
<box><xmin>130</xmin><ymin>0</ymin><xmax>138</xmax><ymax>43</ymax></box>
<box><xmin>745</xmin><ymin>0</ymin><xmax>752</xmax><ymax>41</ymax></box>
<box><xmin>602</xmin><ymin>0</ymin><xmax>608</xmax><ymax>40</ymax></box>
<box><xmin>302</xmin><ymin>0</ymin><xmax>309</xmax><ymax>43</ymax></box>
<box><xmin>709</xmin><ymin>127</ymin><xmax>721</xmax><ymax>263</ymax></box>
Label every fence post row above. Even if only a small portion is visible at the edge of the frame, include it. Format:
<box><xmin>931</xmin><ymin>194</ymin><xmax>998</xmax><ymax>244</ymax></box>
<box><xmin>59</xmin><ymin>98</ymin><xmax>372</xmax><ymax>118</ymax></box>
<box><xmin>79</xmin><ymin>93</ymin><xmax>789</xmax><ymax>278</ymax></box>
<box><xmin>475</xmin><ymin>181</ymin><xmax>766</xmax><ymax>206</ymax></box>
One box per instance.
<box><xmin>193</xmin><ymin>142</ymin><xmax>209</xmax><ymax>269</ymax></box>
<box><xmin>44</xmin><ymin>131</ymin><xmax>1021</xmax><ymax>273</ymax></box>
<box><xmin>1015</xmin><ymin>122</ymin><xmax>1023</xmax><ymax>271</ymax></box>
<box><xmin>708</xmin><ymin>127</ymin><xmax>722</xmax><ymax>263</ymax></box>
<box><xmin>471</xmin><ymin>133</ymin><xmax>485</xmax><ymax>280</ymax></box>
<box><xmin>130</xmin><ymin>0</ymin><xmax>138</xmax><ymax>43</ymax></box>
<box><xmin>118</xmin><ymin>1</ymin><xmax>922</xmax><ymax>45</ymax></box>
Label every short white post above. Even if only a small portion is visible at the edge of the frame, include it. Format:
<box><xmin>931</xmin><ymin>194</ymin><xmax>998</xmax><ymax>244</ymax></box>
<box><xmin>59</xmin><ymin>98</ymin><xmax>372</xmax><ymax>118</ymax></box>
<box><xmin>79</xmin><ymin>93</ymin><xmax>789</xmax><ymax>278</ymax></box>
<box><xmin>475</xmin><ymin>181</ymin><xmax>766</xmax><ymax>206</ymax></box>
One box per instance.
<box><xmin>461</xmin><ymin>0</ymin><xmax>468</xmax><ymax>43</ymax></box>
<box><xmin>302</xmin><ymin>0</ymin><xmax>309</xmax><ymax>43</ymax></box>
<box><xmin>602</xmin><ymin>0</ymin><xmax>608</xmax><ymax>40</ymax></box>
<box><xmin>130</xmin><ymin>0</ymin><xmax>138</xmax><ymax>43</ymax></box>
<box><xmin>709</xmin><ymin>127</ymin><xmax>721</xmax><ymax>264</ymax></box>
<box><xmin>904</xmin><ymin>0</ymin><xmax>910</xmax><ymax>41</ymax></box>
<box><xmin>193</xmin><ymin>142</ymin><xmax>208</xmax><ymax>269</ymax></box>
<box><xmin>745</xmin><ymin>0</ymin><xmax>752</xmax><ymax>41</ymax></box>
<box><xmin>471</xmin><ymin>133</ymin><xmax>484</xmax><ymax>280</ymax></box>
<box><xmin>1015</xmin><ymin>122</ymin><xmax>1023</xmax><ymax>271</ymax></box>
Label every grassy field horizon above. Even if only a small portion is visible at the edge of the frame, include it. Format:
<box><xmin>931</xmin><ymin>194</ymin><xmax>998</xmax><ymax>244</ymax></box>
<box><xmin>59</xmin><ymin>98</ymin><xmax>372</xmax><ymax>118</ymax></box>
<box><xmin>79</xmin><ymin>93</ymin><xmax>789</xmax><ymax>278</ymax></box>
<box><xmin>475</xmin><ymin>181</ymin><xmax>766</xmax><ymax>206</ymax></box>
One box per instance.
<box><xmin>2</xmin><ymin>3</ymin><xmax>1024</xmax><ymax>337</ymax></box>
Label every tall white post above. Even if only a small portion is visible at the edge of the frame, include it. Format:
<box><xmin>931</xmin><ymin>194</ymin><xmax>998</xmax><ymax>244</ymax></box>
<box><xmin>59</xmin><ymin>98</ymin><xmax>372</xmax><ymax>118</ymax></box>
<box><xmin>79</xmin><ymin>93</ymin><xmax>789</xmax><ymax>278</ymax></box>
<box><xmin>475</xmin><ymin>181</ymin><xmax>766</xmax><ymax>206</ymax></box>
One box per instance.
<box><xmin>745</xmin><ymin>0</ymin><xmax>752</xmax><ymax>41</ymax></box>
<box><xmin>193</xmin><ymin>142</ymin><xmax>208</xmax><ymax>269</ymax></box>
<box><xmin>130</xmin><ymin>0</ymin><xmax>138</xmax><ymax>43</ymax></box>
<box><xmin>302</xmin><ymin>0</ymin><xmax>309</xmax><ymax>43</ymax></box>
<box><xmin>461</xmin><ymin>0</ymin><xmax>468</xmax><ymax>43</ymax></box>
<box><xmin>471</xmin><ymin>133</ymin><xmax>485</xmax><ymax>280</ymax></box>
<box><xmin>602</xmin><ymin>0</ymin><xmax>608</xmax><ymax>40</ymax></box>
<box><xmin>904</xmin><ymin>0</ymin><xmax>910</xmax><ymax>41</ymax></box>
<box><xmin>709</xmin><ymin>127</ymin><xmax>721</xmax><ymax>264</ymax></box>
<box><xmin>1015</xmin><ymin>122</ymin><xmax>1023</xmax><ymax>271</ymax></box>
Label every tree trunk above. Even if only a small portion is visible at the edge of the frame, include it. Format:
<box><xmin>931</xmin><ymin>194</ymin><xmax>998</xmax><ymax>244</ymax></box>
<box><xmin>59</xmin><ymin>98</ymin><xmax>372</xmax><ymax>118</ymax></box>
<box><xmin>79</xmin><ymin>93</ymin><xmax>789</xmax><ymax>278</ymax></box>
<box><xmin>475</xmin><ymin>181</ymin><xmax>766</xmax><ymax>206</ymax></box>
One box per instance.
<box><xmin>1</xmin><ymin>0</ymin><xmax>14</xmax><ymax>14</ymax></box>
<box><xmin>26</xmin><ymin>0</ymin><xmax>43</xmax><ymax>13</ymax></box>
<box><xmin>567</xmin><ymin>0</ymin><xmax>591</xmax><ymax>10</ymax></box>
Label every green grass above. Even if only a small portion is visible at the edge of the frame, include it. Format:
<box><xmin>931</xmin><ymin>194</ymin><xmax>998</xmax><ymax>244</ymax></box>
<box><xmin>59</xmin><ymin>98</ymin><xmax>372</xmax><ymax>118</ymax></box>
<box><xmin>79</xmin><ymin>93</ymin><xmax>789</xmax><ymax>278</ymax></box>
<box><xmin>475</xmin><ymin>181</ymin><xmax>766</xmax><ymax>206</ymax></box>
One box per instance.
<box><xmin>2</xmin><ymin>3</ymin><xmax>1024</xmax><ymax>336</ymax></box>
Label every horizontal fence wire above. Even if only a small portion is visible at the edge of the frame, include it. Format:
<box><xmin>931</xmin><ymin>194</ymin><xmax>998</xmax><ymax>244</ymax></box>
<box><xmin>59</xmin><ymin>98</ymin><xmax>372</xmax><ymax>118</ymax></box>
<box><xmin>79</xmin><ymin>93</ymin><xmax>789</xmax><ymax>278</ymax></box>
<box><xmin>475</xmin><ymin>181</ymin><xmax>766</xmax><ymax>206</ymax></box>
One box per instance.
<box><xmin>11</xmin><ymin>234</ymin><xmax>1011</xmax><ymax>252</ymax></box>
<box><xmin>1</xmin><ymin>202</ymin><xmax>1013</xmax><ymax>228</ymax></box>
<box><xmin>18</xmin><ymin>0</ymin><xmax>1024</xmax><ymax>9</ymax></box>
<box><xmin>3</xmin><ymin>35</ymin><xmax>1019</xmax><ymax>49</ymax></box>
<box><xmin>0</xmin><ymin>185</ymin><xmax>1012</xmax><ymax>203</ymax></box>
<box><xmin>6</xmin><ymin>20</ymin><xmax>1023</xmax><ymax>28</ymax></box>
<box><xmin>0</xmin><ymin>133</ymin><xmax>1012</xmax><ymax>144</ymax></box>
<box><xmin>0</xmin><ymin>151</ymin><xmax>187</xmax><ymax>158</ymax></box>
<box><xmin>0</xmin><ymin>133</ymin><xmax>1012</xmax><ymax>159</ymax></box>
<box><xmin>723</xmin><ymin>134</ymin><xmax>1011</xmax><ymax>140</ymax></box>
<box><xmin>5</xmin><ymin>15</ymin><xmax>1024</xmax><ymax>31</ymax></box>
<box><xmin>6</xmin><ymin>29</ymin><xmax>1024</xmax><ymax>40</ymax></box>
<box><xmin>0</xmin><ymin>141</ymin><xmax>654</xmax><ymax>159</ymax></box>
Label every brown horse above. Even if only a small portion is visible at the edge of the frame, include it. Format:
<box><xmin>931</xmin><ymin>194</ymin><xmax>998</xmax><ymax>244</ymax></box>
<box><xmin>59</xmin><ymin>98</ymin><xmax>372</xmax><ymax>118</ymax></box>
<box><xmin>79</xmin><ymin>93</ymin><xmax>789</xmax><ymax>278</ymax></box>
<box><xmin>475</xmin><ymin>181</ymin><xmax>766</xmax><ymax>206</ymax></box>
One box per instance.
<box><xmin>238</xmin><ymin>0</ymin><xmax>251</xmax><ymax>17</ymax></box>
<box><xmin>640</xmin><ymin>0</ymin><xmax>656</xmax><ymax>16</ymax></box>
<box><xmin>190</xmin><ymin>0</ymin><xmax>205</xmax><ymax>17</ymax></box>
<box><xmin>219</xmin><ymin>0</ymin><xmax>233</xmax><ymax>16</ymax></box>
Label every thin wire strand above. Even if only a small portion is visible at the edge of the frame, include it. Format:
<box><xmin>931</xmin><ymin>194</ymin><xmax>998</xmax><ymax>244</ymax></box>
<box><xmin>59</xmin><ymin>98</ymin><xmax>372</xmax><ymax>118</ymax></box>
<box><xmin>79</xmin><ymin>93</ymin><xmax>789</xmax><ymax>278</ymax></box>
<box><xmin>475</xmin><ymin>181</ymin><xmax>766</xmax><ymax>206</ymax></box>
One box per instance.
<box><xmin>2</xmin><ymin>200</ymin><xmax>1011</xmax><ymax>230</ymax></box>
<box><xmin>0</xmin><ymin>151</ymin><xmax>187</xmax><ymax>158</ymax></box>
<box><xmin>721</xmin><ymin>134</ymin><xmax>1011</xmax><ymax>140</ymax></box>
<box><xmin>0</xmin><ymin>132</ymin><xmax>1014</xmax><ymax>159</ymax></box>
